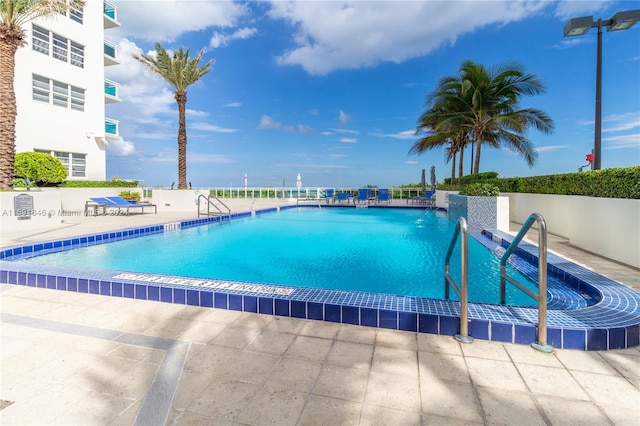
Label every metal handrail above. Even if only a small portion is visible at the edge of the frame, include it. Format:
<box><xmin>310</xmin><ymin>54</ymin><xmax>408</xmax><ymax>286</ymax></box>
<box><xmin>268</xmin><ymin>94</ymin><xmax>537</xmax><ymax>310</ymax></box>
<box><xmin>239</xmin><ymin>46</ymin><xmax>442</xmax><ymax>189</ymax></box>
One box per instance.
<box><xmin>444</xmin><ymin>217</ymin><xmax>473</xmax><ymax>344</ymax></box>
<box><xmin>500</xmin><ymin>213</ymin><xmax>553</xmax><ymax>353</ymax></box>
<box><xmin>197</xmin><ymin>194</ymin><xmax>230</xmax><ymax>219</ymax></box>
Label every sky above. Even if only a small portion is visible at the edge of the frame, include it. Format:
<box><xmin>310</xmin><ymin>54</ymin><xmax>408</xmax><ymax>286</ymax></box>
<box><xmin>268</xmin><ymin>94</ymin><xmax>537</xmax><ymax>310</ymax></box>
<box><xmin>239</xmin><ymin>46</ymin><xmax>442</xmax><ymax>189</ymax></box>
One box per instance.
<box><xmin>104</xmin><ymin>0</ymin><xmax>640</xmax><ymax>189</ymax></box>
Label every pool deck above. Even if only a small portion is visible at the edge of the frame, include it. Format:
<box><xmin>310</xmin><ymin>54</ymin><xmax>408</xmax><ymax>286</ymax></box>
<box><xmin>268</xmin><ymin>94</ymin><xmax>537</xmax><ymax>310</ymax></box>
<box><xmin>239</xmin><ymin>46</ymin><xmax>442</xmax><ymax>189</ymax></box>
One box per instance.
<box><xmin>1</xmin><ymin>200</ymin><xmax>639</xmax><ymax>425</ymax></box>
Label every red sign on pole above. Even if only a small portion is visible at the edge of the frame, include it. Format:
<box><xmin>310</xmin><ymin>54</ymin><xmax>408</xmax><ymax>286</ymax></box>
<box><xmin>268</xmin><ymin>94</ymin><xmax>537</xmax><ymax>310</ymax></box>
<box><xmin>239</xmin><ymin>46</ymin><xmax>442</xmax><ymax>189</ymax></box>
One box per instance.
<box><xmin>585</xmin><ymin>153</ymin><xmax>594</xmax><ymax>162</ymax></box>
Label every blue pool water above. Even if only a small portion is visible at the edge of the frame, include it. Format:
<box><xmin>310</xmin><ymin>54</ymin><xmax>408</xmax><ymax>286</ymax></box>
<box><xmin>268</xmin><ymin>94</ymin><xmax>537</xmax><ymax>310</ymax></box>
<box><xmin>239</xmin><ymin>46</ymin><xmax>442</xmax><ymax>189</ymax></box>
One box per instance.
<box><xmin>28</xmin><ymin>208</ymin><xmax>538</xmax><ymax>305</ymax></box>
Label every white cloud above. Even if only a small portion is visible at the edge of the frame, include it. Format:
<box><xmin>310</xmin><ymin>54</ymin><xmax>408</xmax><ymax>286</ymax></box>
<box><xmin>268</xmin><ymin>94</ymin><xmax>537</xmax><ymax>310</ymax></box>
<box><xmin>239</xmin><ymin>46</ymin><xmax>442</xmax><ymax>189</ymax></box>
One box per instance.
<box><xmin>329</xmin><ymin>128</ymin><xmax>358</xmax><ymax>135</ymax></box>
<box><xmin>191</xmin><ymin>122</ymin><xmax>238</xmax><ymax>133</ymax></box>
<box><xmin>147</xmin><ymin>148</ymin><xmax>233</xmax><ymax>163</ymax></box>
<box><xmin>536</xmin><ymin>145</ymin><xmax>569</xmax><ymax>153</ymax></box>
<box><xmin>224</xmin><ymin>102</ymin><xmax>242</xmax><ymax>107</ymax></box>
<box><xmin>210</xmin><ymin>27</ymin><xmax>258</xmax><ymax>49</ymax></box>
<box><xmin>603</xmin><ymin>112</ymin><xmax>640</xmax><ymax>133</ymax></box>
<box><xmin>298</xmin><ymin>125</ymin><xmax>313</xmax><ymax>133</ymax></box>
<box><xmin>370</xmin><ymin>129</ymin><xmax>416</xmax><ymax>140</ymax></box>
<box><xmin>108</xmin><ymin>139</ymin><xmax>136</xmax><ymax>156</ymax></box>
<box><xmin>187</xmin><ymin>109</ymin><xmax>208</xmax><ymax>118</ymax></box>
<box><xmin>259</xmin><ymin>115</ymin><xmax>281</xmax><ymax>129</ymax></box>
<box><xmin>112</xmin><ymin>0</ymin><xmax>249</xmax><ymax>42</ymax></box>
<box><xmin>553</xmin><ymin>0</ymin><xmax>613</xmax><ymax>20</ymax></box>
<box><xmin>339</xmin><ymin>110</ymin><xmax>350</xmax><ymax>125</ymax></box>
<box><xmin>404</xmin><ymin>160</ymin><xmax>418</xmax><ymax>165</ymax></box>
<box><xmin>268</xmin><ymin>0</ymin><xmax>548</xmax><ymax>75</ymax></box>
<box><xmin>603</xmin><ymin>134</ymin><xmax>640</xmax><ymax>149</ymax></box>
<box><xmin>339</xmin><ymin>137</ymin><xmax>357</xmax><ymax>144</ymax></box>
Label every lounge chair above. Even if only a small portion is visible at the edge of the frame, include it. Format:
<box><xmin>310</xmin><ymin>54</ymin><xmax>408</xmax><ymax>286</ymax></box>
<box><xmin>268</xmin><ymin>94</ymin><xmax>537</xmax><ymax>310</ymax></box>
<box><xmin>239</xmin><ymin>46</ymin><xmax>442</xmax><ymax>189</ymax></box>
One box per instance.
<box><xmin>408</xmin><ymin>191</ymin><xmax>435</xmax><ymax>206</ymax></box>
<box><xmin>356</xmin><ymin>188</ymin><xmax>374</xmax><ymax>204</ymax></box>
<box><xmin>376</xmin><ymin>188</ymin><xmax>391</xmax><ymax>204</ymax></box>
<box><xmin>321</xmin><ymin>188</ymin><xmax>335</xmax><ymax>204</ymax></box>
<box><xmin>87</xmin><ymin>196</ymin><xmax>157</xmax><ymax>215</ymax></box>
<box><xmin>335</xmin><ymin>192</ymin><xmax>353</xmax><ymax>204</ymax></box>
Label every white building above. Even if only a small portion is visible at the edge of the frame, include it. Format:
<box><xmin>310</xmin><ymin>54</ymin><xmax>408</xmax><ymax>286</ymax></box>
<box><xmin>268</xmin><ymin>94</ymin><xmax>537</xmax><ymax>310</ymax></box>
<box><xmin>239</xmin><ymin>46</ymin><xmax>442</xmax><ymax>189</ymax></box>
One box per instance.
<box><xmin>14</xmin><ymin>1</ymin><xmax>121</xmax><ymax>181</ymax></box>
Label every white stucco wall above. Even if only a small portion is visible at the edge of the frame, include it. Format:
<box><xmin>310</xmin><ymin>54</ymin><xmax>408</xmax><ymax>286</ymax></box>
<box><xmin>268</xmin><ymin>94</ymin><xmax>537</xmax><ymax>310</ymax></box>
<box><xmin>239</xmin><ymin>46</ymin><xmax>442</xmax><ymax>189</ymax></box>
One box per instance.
<box><xmin>152</xmin><ymin>190</ymin><xmax>202</xmax><ymax>212</ymax></box>
<box><xmin>505</xmin><ymin>193</ymin><xmax>639</xmax><ymax>268</ymax></box>
<box><xmin>0</xmin><ymin>191</ymin><xmax>63</xmax><ymax>232</ymax></box>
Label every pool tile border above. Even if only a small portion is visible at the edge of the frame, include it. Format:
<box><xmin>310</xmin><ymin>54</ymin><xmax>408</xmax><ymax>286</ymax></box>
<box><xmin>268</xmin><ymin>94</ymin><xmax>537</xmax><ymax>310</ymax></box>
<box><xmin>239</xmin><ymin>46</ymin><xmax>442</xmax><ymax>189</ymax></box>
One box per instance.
<box><xmin>1</xmin><ymin>205</ymin><xmax>639</xmax><ymax>350</ymax></box>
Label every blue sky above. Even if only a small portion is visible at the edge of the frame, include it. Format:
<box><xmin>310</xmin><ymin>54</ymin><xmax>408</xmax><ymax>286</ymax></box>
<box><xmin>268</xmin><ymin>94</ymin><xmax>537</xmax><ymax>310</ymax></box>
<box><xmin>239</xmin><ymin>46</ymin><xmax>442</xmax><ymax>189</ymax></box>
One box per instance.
<box><xmin>104</xmin><ymin>0</ymin><xmax>640</xmax><ymax>188</ymax></box>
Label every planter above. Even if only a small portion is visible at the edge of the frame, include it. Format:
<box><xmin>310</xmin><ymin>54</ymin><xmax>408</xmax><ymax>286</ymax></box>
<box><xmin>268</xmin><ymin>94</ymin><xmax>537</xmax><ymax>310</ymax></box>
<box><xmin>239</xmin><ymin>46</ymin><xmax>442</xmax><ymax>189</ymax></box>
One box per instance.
<box><xmin>448</xmin><ymin>194</ymin><xmax>509</xmax><ymax>232</ymax></box>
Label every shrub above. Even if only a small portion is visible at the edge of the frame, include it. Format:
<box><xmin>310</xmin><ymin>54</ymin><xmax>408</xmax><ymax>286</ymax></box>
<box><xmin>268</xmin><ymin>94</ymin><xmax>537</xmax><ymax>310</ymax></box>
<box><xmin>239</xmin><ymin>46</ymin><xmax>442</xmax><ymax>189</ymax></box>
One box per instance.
<box><xmin>119</xmin><ymin>191</ymin><xmax>140</xmax><ymax>201</ymax></box>
<box><xmin>59</xmin><ymin>178</ymin><xmax>139</xmax><ymax>188</ymax></box>
<box><xmin>459</xmin><ymin>183</ymin><xmax>500</xmax><ymax>196</ymax></box>
<box><xmin>14</xmin><ymin>152</ymin><xmax>67</xmax><ymax>186</ymax></box>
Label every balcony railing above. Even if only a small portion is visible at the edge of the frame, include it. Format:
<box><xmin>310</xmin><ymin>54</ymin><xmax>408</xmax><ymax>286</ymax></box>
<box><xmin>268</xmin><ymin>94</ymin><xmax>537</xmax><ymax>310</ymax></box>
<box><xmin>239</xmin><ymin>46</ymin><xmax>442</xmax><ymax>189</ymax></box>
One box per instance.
<box><xmin>103</xmin><ymin>40</ymin><xmax>119</xmax><ymax>66</ymax></box>
<box><xmin>104</xmin><ymin>79</ymin><xmax>120</xmax><ymax>103</ymax></box>
<box><xmin>103</xmin><ymin>1</ymin><xmax>120</xmax><ymax>29</ymax></box>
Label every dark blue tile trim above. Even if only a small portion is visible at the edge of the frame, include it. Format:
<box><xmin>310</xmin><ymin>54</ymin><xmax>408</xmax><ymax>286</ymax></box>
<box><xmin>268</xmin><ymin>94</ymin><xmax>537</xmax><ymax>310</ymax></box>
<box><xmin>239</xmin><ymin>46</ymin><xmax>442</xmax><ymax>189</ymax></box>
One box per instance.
<box><xmin>1</xmin><ymin>206</ymin><xmax>639</xmax><ymax>351</ymax></box>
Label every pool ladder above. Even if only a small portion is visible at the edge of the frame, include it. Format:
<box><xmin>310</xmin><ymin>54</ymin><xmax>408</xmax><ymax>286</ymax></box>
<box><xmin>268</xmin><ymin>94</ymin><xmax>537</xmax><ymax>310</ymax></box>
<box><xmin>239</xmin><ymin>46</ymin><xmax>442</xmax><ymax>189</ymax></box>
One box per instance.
<box><xmin>444</xmin><ymin>213</ymin><xmax>552</xmax><ymax>352</ymax></box>
<box><xmin>197</xmin><ymin>194</ymin><xmax>231</xmax><ymax>220</ymax></box>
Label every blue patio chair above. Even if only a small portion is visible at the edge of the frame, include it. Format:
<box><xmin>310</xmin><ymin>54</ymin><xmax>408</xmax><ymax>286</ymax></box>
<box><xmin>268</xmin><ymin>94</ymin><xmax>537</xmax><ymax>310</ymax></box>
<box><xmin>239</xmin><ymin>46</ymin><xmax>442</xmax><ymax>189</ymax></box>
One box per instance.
<box><xmin>377</xmin><ymin>188</ymin><xmax>391</xmax><ymax>204</ymax></box>
<box><xmin>322</xmin><ymin>188</ymin><xmax>335</xmax><ymax>204</ymax></box>
<box><xmin>335</xmin><ymin>192</ymin><xmax>353</xmax><ymax>204</ymax></box>
<box><xmin>356</xmin><ymin>188</ymin><xmax>372</xmax><ymax>204</ymax></box>
<box><xmin>87</xmin><ymin>196</ymin><xmax>157</xmax><ymax>215</ymax></box>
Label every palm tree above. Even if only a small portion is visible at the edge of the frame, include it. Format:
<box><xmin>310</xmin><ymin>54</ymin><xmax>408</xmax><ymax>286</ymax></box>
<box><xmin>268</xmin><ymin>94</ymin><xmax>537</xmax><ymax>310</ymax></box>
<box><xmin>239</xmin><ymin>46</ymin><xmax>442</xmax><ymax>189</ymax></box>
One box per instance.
<box><xmin>458</xmin><ymin>60</ymin><xmax>554</xmax><ymax>174</ymax></box>
<box><xmin>0</xmin><ymin>0</ymin><xmax>80</xmax><ymax>190</ymax></box>
<box><xmin>134</xmin><ymin>43</ymin><xmax>215</xmax><ymax>189</ymax></box>
<box><xmin>411</xmin><ymin>75</ymin><xmax>470</xmax><ymax>184</ymax></box>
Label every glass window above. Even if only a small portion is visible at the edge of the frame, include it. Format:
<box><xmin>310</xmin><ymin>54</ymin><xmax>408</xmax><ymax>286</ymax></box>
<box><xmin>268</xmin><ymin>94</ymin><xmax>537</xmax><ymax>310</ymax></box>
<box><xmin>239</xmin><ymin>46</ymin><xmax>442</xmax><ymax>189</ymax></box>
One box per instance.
<box><xmin>70</xmin><ymin>41</ymin><xmax>84</xmax><ymax>68</ymax></box>
<box><xmin>32</xmin><ymin>74</ymin><xmax>50</xmax><ymax>103</ymax></box>
<box><xmin>32</xmin><ymin>25</ymin><xmax>49</xmax><ymax>55</ymax></box>
<box><xmin>70</xmin><ymin>86</ymin><xmax>84</xmax><ymax>111</ymax></box>
<box><xmin>52</xmin><ymin>80</ymin><xmax>68</xmax><ymax>107</ymax></box>
<box><xmin>70</xmin><ymin>6</ymin><xmax>83</xmax><ymax>24</ymax></box>
<box><xmin>52</xmin><ymin>33</ymin><xmax>68</xmax><ymax>62</ymax></box>
<box><xmin>71</xmin><ymin>153</ymin><xmax>86</xmax><ymax>177</ymax></box>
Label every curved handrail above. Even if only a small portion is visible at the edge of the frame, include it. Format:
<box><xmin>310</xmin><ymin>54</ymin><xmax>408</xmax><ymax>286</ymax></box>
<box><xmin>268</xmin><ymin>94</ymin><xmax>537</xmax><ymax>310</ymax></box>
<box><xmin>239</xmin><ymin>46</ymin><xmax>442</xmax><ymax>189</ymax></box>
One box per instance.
<box><xmin>500</xmin><ymin>213</ymin><xmax>552</xmax><ymax>353</ymax></box>
<box><xmin>197</xmin><ymin>194</ymin><xmax>230</xmax><ymax>218</ymax></box>
<box><xmin>444</xmin><ymin>217</ymin><xmax>473</xmax><ymax>343</ymax></box>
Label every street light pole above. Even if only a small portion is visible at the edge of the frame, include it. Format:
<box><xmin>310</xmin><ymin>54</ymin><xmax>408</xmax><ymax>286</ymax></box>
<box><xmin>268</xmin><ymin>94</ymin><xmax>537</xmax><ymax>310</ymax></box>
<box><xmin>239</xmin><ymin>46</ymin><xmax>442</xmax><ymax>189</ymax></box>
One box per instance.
<box><xmin>594</xmin><ymin>19</ymin><xmax>603</xmax><ymax>170</ymax></box>
<box><xmin>563</xmin><ymin>9</ymin><xmax>640</xmax><ymax>171</ymax></box>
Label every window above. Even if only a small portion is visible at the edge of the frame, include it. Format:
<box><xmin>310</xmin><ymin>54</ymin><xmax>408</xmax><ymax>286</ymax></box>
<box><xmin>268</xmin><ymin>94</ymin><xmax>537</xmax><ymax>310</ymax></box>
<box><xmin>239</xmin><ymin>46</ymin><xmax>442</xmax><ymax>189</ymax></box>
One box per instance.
<box><xmin>52</xmin><ymin>33</ymin><xmax>68</xmax><ymax>62</ymax></box>
<box><xmin>32</xmin><ymin>74</ymin><xmax>84</xmax><ymax>111</ymax></box>
<box><xmin>30</xmin><ymin>25</ymin><xmax>83</xmax><ymax>68</ymax></box>
<box><xmin>32</xmin><ymin>25</ymin><xmax>49</xmax><ymax>55</ymax></box>
<box><xmin>49</xmin><ymin>151</ymin><xmax>87</xmax><ymax>178</ymax></box>
<box><xmin>52</xmin><ymin>80</ymin><xmax>68</xmax><ymax>107</ymax></box>
<box><xmin>70</xmin><ymin>86</ymin><xmax>85</xmax><ymax>111</ymax></box>
<box><xmin>70</xmin><ymin>41</ymin><xmax>84</xmax><ymax>68</ymax></box>
<box><xmin>70</xmin><ymin>6</ymin><xmax>84</xmax><ymax>24</ymax></box>
<box><xmin>32</xmin><ymin>75</ymin><xmax>50</xmax><ymax>103</ymax></box>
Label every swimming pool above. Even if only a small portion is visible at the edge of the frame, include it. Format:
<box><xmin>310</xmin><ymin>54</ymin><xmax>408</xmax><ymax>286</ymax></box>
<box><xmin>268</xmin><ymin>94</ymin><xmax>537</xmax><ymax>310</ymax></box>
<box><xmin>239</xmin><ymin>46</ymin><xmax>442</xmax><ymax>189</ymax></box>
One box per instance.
<box><xmin>1</xmin><ymin>205</ymin><xmax>639</xmax><ymax>350</ymax></box>
<box><xmin>26</xmin><ymin>208</ymin><xmax>539</xmax><ymax>306</ymax></box>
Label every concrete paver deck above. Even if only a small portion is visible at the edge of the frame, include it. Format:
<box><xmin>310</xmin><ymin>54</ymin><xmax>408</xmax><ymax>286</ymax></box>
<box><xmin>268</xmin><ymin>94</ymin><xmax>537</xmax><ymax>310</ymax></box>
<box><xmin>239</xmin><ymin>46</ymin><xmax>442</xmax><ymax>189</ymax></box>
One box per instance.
<box><xmin>1</xmin><ymin>200</ymin><xmax>639</xmax><ymax>425</ymax></box>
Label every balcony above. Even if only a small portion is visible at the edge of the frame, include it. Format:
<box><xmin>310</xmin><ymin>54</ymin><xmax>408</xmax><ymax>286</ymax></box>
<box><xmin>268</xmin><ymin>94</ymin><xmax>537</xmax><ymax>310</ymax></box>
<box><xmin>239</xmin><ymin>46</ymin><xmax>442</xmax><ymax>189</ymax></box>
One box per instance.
<box><xmin>104</xmin><ymin>40</ymin><xmax>119</xmax><ymax>66</ymax></box>
<box><xmin>103</xmin><ymin>1</ymin><xmax>120</xmax><ymax>29</ymax></box>
<box><xmin>105</xmin><ymin>118</ymin><xmax>121</xmax><ymax>139</ymax></box>
<box><xmin>104</xmin><ymin>79</ymin><xmax>120</xmax><ymax>103</ymax></box>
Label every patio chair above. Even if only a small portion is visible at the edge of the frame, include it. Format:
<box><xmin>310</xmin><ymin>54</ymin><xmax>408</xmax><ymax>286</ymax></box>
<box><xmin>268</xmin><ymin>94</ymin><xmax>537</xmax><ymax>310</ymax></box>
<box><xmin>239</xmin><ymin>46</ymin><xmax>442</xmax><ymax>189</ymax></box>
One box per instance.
<box><xmin>376</xmin><ymin>188</ymin><xmax>391</xmax><ymax>204</ymax></box>
<box><xmin>87</xmin><ymin>196</ymin><xmax>157</xmax><ymax>215</ymax></box>
<box><xmin>321</xmin><ymin>188</ymin><xmax>335</xmax><ymax>204</ymax></box>
<box><xmin>356</xmin><ymin>188</ymin><xmax>373</xmax><ymax>204</ymax></box>
<box><xmin>335</xmin><ymin>192</ymin><xmax>353</xmax><ymax>204</ymax></box>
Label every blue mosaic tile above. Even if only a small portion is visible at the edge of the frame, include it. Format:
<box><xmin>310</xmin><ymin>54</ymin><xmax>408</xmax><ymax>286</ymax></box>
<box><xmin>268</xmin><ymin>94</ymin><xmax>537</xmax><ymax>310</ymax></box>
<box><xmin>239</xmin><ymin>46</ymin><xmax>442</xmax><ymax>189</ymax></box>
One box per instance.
<box><xmin>229</xmin><ymin>294</ymin><xmax>243</xmax><ymax>311</ymax></box>
<box><xmin>56</xmin><ymin>276</ymin><xmax>67</xmax><ymax>291</ymax></box>
<box><xmin>36</xmin><ymin>274</ymin><xmax>46</xmax><ymax>288</ymax></box>
<box><xmin>99</xmin><ymin>281</ymin><xmax>111</xmax><ymax>296</ymax></box>
<box><xmin>27</xmin><ymin>273</ymin><xmax>36</xmax><ymax>287</ymax></box>
<box><xmin>111</xmin><ymin>282</ymin><xmax>122</xmax><ymax>297</ymax></box>
<box><xmin>307</xmin><ymin>302</ymin><xmax>323</xmax><ymax>320</ymax></box>
<box><xmin>200</xmin><ymin>291</ymin><xmax>213</xmax><ymax>308</ymax></box>
<box><xmin>259</xmin><ymin>297</ymin><xmax>273</xmax><ymax>314</ymax></box>
<box><xmin>291</xmin><ymin>300</ymin><xmax>306</xmax><ymax>318</ymax></box>
<box><xmin>325</xmin><ymin>304</ymin><xmax>341</xmax><ymax>323</ymax></box>
<box><xmin>174</xmin><ymin>288</ymin><xmax>185</xmax><ymax>304</ymax></box>
<box><xmin>244</xmin><ymin>295</ymin><xmax>257</xmax><ymax>313</ymax></box>
<box><xmin>627</xmin><ymin>325</ymin><xmax>639</xmax><ymax>347</ymax></box>
<box><xmin>514</xmin><ymin>324</ymin><xmax>536</xmax><ymax>345</ymax></box>
<box><xmin>89</xmin><ymin>280</ymin><xmax>99</xmax><ymax>295</ymax></box>
<box><xmin>123</xmin><ymin>283</ymin><xmax>134</xmax><ymax>298</ymax></box>
<box><xmin>275</xmin><ymin>298</ymin><xmax>290</xmax><ymax>316</ymax></box>
<box><xmin>361</xmin><ymin>307</ymin><xmax>377</xmax><ymax>327</ymax></box>
<box><xmin>46</xmin><ymin>275</ymin><xmax>56</xmax><ymax>290</ymax></box>
<box><xmin>214</xmin><ymin>292</ymin><xmax>228</xmax><ymax>309</ymax></box>
<box><xmin>440</xmin><ymin>316</ymin><xmax>459</xmax><ymax>336</ymax></box>
<box><xmin>186</xmin><ymin>290</ymin><xmax>199</xmax><ymax>306</ymax></box>
<box><xmin>342</xmin><ymin>306</ymin><xmax>359</xmax><ymax>325</ymax></box>
<box><xmin>135</xmin><ymin>284</ymin><xmax>147</xmax><ymax>300</ymax></box>
<box><xmin>160</xmin><ymin>287</ymin><xmax>172</xmax><ymax>303</ymax></box>
<box><xmin>563</xmin><ymin>328</ymin><xmax>586</xmax><ymax>350</ymax></box>
<box><xmin>148</xmin><ymin>285</ymin><xmax>160</xmax><ymax>301</ymax></box>
<box><xmin>379</xmin><ymin>309</ymin><xmax>397</xmax><ymax>330</ymax></box>
<box><xmin>418</xmin><ymin>313</ymin><xmax>438</xmax><ymax>334</ymax></box>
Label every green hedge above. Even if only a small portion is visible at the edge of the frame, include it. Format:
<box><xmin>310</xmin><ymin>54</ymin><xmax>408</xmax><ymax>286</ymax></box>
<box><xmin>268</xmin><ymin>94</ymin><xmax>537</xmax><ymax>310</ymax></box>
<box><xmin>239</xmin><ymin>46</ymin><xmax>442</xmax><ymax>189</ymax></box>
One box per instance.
<box><xmin>458</xmin><ymin>183</ymin><xmax>500</xmax><ymax>196</ymax></box>
<box><xmin>60</xmin><ymin>179</ymin><xmax>139</xmax><ymax>188</ymax></box>
<box><xmin>490</xmin><ymin>167</ymin><xmax>639</xmax><ymax>199</ymax></box>
<box><xmin>14</xmin><ymin>152</ymin><xmax>67</xmax><ymax>185</ymax></box>
<box><xmin>443</xmin><ymin>171</ymin><xmax>498</xmax><ymax>186</ymax></box>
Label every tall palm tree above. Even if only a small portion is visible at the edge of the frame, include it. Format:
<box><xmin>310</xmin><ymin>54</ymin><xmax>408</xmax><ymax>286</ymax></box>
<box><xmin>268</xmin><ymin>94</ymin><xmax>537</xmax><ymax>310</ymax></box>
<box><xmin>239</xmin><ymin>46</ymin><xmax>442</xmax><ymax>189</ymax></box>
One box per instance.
<box><xmin>458</xmin><ymin>60</ymin><xmax>554</xmax><ymax>174</ymax></box>
<box><xmin>0</xmin><ymin>0</ymin><xmax>80</xmax><ymax>190</ymax></box>
<box><xmin>134</xmin><ymin>43</ymin><xmax>215</xmax><ymax>189</ymax></box>
<box><xmin>411</xmin><ymin>75</ymin><xmax>470</xmax><ymax>183</ymax></box>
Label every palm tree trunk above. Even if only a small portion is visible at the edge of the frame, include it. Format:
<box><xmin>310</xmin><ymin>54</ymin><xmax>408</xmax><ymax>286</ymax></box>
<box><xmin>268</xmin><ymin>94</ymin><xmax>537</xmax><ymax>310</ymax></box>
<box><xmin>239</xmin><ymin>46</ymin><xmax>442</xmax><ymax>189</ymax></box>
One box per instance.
<box><xmin>0</xmin><ymin>32</ymin><xmax>21</xmax><ymax>191</ymax></box>
<box><xmin>474</xmin><ymin>142</ymin><xmax>482</xmax><ymax>174</ymax></box>
<box><xmin>458</xmin><ymin>146</ymin><xmax>464</xmax><ymax>185</ymax></box>
<box><xmin>176</xmin><ymin>92</ymin><xmax>188</xmax><ymax>189</ymax></box>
